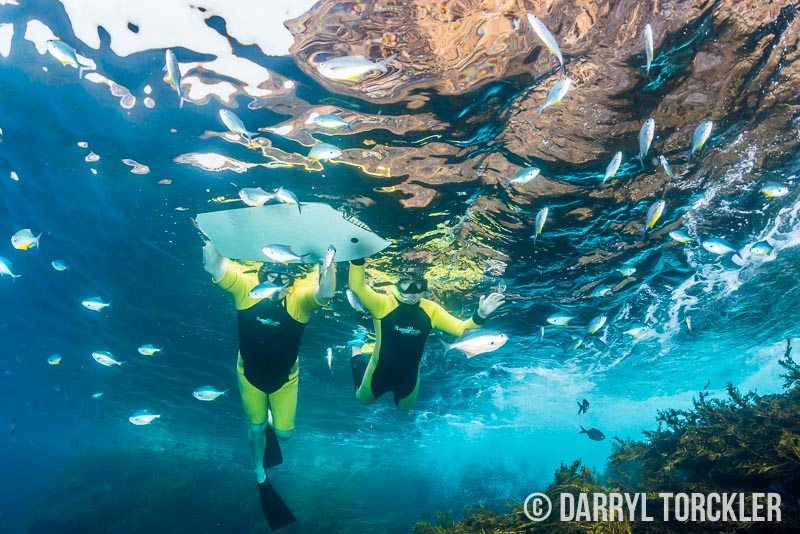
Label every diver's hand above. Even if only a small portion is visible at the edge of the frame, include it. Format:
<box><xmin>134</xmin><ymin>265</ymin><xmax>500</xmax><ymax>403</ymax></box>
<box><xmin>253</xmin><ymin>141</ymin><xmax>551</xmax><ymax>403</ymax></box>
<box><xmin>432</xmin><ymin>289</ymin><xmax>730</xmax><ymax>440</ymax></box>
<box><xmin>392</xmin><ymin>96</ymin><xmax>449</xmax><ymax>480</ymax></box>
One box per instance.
<box><xmin>202</xmin><ymin>241</ymin><xmax>227</xmax><ymax>279</ymax></box>
<box><xmin>477</xmin><ymin>292</ymin><xmax>505</xmax><ymax>319</ymax></box>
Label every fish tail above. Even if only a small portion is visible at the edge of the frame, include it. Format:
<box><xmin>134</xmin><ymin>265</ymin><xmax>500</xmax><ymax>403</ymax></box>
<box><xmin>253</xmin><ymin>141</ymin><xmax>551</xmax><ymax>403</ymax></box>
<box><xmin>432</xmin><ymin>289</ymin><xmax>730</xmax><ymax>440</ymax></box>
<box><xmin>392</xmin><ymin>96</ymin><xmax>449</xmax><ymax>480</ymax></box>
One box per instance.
<box><xmin>686</xmin><ymin>149</ymin><xmax>693</xmax><ymax>164</ymax></box>
<box><xmin>78</xmin><ymin>66</ymin><xmax>87</xmax><ymax>79</ymax></box>
<box><xmin>377</xmin><ymin>54</ymin><xmax>398</xmax><ymax>72</ymax></box>
<box><xmin>642</xmin><ymin>226</ymin><xmax>649</xmax><ymax>240</ymax></box>
<box><xmin>579</xmin><ymin>425</ymin><xmax>587</xmax><ymax>434</ymax></box>
<box><xmin>12</xmin><ymin>274</ymin><xmax>21</xmax><ymax>282</ymax></box>
<box><xmin>536</xmin><ymin>106</ymin><xmax>544</xmax><ymax>118</ymax></box>
<box><xmin>636</xmin><ymin>155</ymin><xmax>645</xmax><ymax>170</ymax></box>
<box><xmin>577</xmin><ymin>400</ymin><xmax>583</xmax><ymax>414</ymax></box>
<box><xmin>438</xmin><ymin>337</ymin><xmax>451</xmax><ymax>355</ymax></box>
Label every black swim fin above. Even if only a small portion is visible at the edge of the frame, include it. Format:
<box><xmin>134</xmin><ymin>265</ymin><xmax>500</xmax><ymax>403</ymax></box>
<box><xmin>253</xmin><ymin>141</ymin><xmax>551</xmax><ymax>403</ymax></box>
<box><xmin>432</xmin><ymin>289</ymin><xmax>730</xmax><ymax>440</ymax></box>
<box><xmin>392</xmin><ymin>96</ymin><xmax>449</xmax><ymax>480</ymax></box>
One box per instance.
<box><xmin>258</xmin><ymin>475</ymin><xmax>296</xmax><ymax>530</ymax></box>
<box><xmin>264</xmin><ymin>424</ymin><xmax>283</xmax><ymax>469</ymax></box>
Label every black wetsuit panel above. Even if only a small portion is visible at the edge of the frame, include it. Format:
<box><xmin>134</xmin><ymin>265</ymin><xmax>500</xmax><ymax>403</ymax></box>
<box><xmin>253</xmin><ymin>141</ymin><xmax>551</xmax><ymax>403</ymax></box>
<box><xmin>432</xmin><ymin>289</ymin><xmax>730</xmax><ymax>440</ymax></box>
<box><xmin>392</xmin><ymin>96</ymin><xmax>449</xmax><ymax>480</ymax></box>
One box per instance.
<box><xmin>237</xmin><ymin>298</ymin><xmax>306</xmax><ymax>394</ymax></box>
<box><xmin>370</xmin><ymin>302</ymin><xmax>432</xmax><ymax>402</ymax></box>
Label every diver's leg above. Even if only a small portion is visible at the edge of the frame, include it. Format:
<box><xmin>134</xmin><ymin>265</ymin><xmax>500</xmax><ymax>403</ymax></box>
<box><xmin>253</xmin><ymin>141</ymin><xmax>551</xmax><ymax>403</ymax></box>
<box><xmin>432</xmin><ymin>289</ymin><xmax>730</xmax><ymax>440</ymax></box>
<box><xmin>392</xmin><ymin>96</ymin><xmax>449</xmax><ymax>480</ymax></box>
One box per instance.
<box><xmin>350</xmin><ymin>347</ymin><xmax>369</xmax><ymax>391</ymax></box>
<box><xmin>353</xmin><ymin>352</ymin><xmax>379</xmax><ymax>406</ymax></box>
<box><xmin>395</xmin><ymin>370</ymin><xmax>422</xmax><ymax>411</ymax></box>
<box><xmin>268</xmin><ymin>359</ymin><xmax>299</xmax><ymax>440</ymax></box>
<box><xmin>237</xmin><ymin>355</ymin><xmax>269</xmax><ymax>483</ymax></box>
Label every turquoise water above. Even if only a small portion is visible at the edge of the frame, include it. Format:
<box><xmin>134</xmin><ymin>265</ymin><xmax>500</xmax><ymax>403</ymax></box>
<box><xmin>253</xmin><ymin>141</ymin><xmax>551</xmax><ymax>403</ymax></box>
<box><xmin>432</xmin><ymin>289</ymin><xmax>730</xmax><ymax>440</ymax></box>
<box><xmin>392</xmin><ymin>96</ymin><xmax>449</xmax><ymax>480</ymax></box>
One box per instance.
<box><xmin>1</xmin><ymin>2</ymin><xmax>799</xmax><ymax>533</ymax></box>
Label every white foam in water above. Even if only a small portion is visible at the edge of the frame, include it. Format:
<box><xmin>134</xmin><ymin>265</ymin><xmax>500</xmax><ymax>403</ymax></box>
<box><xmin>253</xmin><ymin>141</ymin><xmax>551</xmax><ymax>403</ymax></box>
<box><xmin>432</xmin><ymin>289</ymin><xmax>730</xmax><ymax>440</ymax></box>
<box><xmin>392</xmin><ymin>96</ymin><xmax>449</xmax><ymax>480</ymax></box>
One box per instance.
<box><xmin>0</xmin><ymin>23</ymin><xmax>13</xmax><ymax>57</ymax></box>
<box><xmin>737</xmin><ymin>339</ymin><xmax>794</xmax><ymax>395</ymax></box>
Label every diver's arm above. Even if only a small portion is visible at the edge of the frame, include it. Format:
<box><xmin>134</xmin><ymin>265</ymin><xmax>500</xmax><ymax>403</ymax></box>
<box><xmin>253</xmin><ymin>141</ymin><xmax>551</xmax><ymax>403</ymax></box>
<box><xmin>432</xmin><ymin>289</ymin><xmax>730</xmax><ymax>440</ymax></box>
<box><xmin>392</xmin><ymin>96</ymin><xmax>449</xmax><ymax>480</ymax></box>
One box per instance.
<box><xmin>202</xmin><ymin>241</ymin><xmax>228</xmax><ymax>282</ymax></box>
<box><xmin>427</xmin><ymin>292</ymin><xmax>505</xmax><ymax>337</ymax></box>
<box><xmin>348</xmin><ymin>259</ymin><xmax>393</xmax><ymax>316</ymax></box>
<box><xmin>205</xmin><ymin>246</ymin><xmax>255</xmax><ymax>308</ymax></box>
<box><xmin>425</xmin><ymin>301</ymin><xmax>479</xmax><ymax>337</ymax></box>
<box><xmin>314</xmin><ymin>263</ymin><xmax>337</xmax><ymax>304</ymax></box>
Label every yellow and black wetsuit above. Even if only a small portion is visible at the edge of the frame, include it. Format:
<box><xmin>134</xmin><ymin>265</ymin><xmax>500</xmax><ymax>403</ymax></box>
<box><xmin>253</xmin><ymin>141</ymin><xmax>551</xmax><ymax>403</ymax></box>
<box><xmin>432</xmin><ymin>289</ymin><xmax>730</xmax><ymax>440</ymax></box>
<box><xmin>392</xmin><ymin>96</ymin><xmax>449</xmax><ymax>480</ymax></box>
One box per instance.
<box><xmin>215</xmin><ymin>261</ymin><xmax>325</xmax><ymax>432</ymax></box>
<box><xmin>348</xmin><ymin>260</ymin><xmax>482</xmax><ymax>410</ymax></box>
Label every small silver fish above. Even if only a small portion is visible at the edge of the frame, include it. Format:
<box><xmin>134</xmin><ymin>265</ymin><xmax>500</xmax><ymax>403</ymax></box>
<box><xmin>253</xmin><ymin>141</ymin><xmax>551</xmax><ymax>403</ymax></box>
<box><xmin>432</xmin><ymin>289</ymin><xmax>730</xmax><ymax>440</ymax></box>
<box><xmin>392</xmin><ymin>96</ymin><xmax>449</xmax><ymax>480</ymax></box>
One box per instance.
<box><xmin>46</xmin><ymin>40</ymin><xmax>92</xmax><ymax>78</ymax></box>
<box><xmin>11</xmin><ymin>229</ymin><xmax>41</xmax><ymax>250</ymax></box>
<box><xmin>688</xmin><ymin>121</ymin><xmax>713</xmax><ymax>163</ymax></box>
<box><xmin>273</xmin><ymin>187</ymin><xmax>301</xmax><ymax>212</ymax></box>
<box><xmin>442</xmin><ymin>333</ymin><xmax>508</xmax><ymax>358</ymax></box>
<box><xmin>537</xmin><ymin>326</ymin><xmax>545</xmax><ymax>343</ymax></box>
<box><xmin>239</xmin><ymin>187</ymin><xmax>274</xmax><ymax>207</ymax></box>
<box><xmin>702</xmin><ymin>238</ymin><xmax>736</xmax><ymax>255</ymax></box>
<box><xmin>0</xmin><ymin>256</ymin><xmax>21</xmax><ymax>280</ymax></box>
<box><xmin>587</xmin><ymin>315</ymin><xmax>607</xmax><ymax>336</ymax></box>
<box><xmin>164</xmin><ymin>49</ymin><xmax>189</xmax><ymax>108</ymax></box>
<box><xmin>82</xmin><ymin>297</ymin><xmax>111</xmax><ymax>311</ymax></box>
<box><xmin>129</xmin><ymin>410</ymin><xmax>160</xmax><ymax>425</ymax></box>
<box><xmin>92</xmin><ymin>350</ymin><xmax>122</xmax><ymax>367</ymax></box>
<box><xmin>508</xmin><ymin>166</ymin><xmax>540</xmax><ymax>186</ymax></box>
<box><xmin>192</xmin><ymin>386</ymin><xmax>228</xmax><ymax>401</ymax></box>
<box><xmin>759</xmin><ymin>181</ymin><xmax>789</xmax><ymax>198</ymax></box>
<box><xmin>547</xmin><ymin>312</ymin><xmax>574</xmax><ymax>326</ymax></box>
<box><xmin>637</xmin><ymin>118</ymin><xmax>655</xmax><ymax>168</ymax></box>
<box><xmin>47</xmin><ymin>354</ymin><xmax>63</xmax><ymax>365</ymax></box>
<box><xmin>565</xmin><ymin>336</ymin><xmax>583</xmax><ymax>352</ymax></box>
<box><xmin>261</xmin><ymin>245</ymin><xmax>308</xmax><ymax>264</ymax></box>
<box><xmin>618</xmin><ymin>266</ymin><xmax>637</xmax><ymax>277</ymax></box>
<box><xmin>643</xmin><ymin>199</ymin><xmax>666</xmax><ymax>238</ymax></box>
<box><xmin>591</xmin><ymin>286</ymin><xmax>612</xmax><ymax>298</ymax></box>
<box><xmin>313</xmin><ymin>113</ymin><xmax>351</xmax><ymax>130</ymax></box>
<box><xmin>10</xmin><ymin>229</ymin><xmax>40</xmax><ymax>250</ymax></box>
<box><xmin>623</xmin><ymin>325</ymin><xmax>648</xmax><ymax>339</ymax></box>
<box><xmin>751</xmin><ymin>240</ymin><xmax>774</xmax><ymax>256</ymax></box>
<box><xmin>536</xmin><ymin>77</ymin><xmax>571</xmax><ymax>117</ymax></box>
<box><xmin>326</xmin><ymin>348</ymin><xmax>333</xmax><ymax>371</ymax></box>
<box><xmin>248</xmin><ymin>281</ymin><xmax>289</xmax><ymax>300</ymax></box>
<box><xmin>603</xmin><ymin>151</ymin><xmax>622</xmax><ymax>185</ymax></box>
<box><xmin>91</xmin><ymin>392</ymin><xmax>104</xmax><ymax>399</ymax></box>
<box><xmin>308</xmin><ymin>142</ymin><xmax>343</xmax><ymax>161</ymax></box>
<box><xmin>659</xmin><ymin>155</ymin><xmax>674</xmax><ymax>179</ymax></box>
<box><xmin>346</xmin><ymin>288</ymin><xmax>367</xmax><ymax>313</ymax></box>
<box><xmin>526</xmin><ymin>13</ymin><xmax>565</xmax><ymax>74</ymax></box>
<box><xmin>686</xmin><ymin>315</ymin><xmax>694</xmax><ymax>335</ymax></box>
<box><xmin>669</xmin><ymin>229</ymin><xmax>692</xmax><ymax>243</ymax></box>
<box><xmin>137</xmin><ymin>344</ymin><xmax>163</xmax><ymax>356</ymax></box>
<box><xmin>51</xmin><ymin>260</ymin><xmax>69</xmax><ymax>271</ymax></box>
<box><xmin>219</xmin><ymin>109</ymin><xmax>257</xmax><ymax>142</ymax></box>
<box><xmin>316</xmin><ymin>54</ymin><xmax>397</xmax><ymax>81</ymax></box>
<box><xmin>320</xmin><ymin>245</ymin><xmax>336</xmax><ymax>279</ymax></box>
<box><xmin>644</xmin><ymin>24</ymin><xmax>654</xmax><ymax>77</ymax></box>
<box><xmin>533</xmin><ymin>207</ymin><xmax>548</xmax><ymax>247</ymax></box>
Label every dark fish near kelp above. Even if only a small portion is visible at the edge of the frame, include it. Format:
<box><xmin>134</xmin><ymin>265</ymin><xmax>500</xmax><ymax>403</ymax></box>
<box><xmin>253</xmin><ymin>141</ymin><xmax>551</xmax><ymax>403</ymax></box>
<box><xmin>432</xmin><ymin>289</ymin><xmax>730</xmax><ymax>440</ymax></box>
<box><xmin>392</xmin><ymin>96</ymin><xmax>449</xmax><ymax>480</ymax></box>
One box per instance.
<box><xmin>577</xmin><ymin>399</ymin><xmax>589</xmax><ymax>415</ymax></box>
<box><xmin>579</xmin><ymin>425</ymin><xmax>605</xmax><ymax>441</ymax></box>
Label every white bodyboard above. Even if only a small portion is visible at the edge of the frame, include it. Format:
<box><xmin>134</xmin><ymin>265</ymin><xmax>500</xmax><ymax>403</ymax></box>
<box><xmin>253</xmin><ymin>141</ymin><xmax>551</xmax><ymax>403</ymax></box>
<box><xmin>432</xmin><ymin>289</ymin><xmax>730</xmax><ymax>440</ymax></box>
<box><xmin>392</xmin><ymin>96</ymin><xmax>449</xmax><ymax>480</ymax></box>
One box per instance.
<box><xmin>195</xmin><ymin>203</ymin><xmax>390</xmax><ymax>263</ymax></box>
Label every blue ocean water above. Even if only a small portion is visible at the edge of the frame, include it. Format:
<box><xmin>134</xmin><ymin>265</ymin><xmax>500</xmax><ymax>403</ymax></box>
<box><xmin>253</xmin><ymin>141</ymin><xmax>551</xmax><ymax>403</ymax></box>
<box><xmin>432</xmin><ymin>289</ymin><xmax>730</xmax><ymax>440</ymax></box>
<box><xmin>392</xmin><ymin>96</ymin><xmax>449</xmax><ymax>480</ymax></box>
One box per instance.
<box><xmin>1</xmin><ymin>2</ymin><xmax>799</xmax><ymax>533</ymax></box>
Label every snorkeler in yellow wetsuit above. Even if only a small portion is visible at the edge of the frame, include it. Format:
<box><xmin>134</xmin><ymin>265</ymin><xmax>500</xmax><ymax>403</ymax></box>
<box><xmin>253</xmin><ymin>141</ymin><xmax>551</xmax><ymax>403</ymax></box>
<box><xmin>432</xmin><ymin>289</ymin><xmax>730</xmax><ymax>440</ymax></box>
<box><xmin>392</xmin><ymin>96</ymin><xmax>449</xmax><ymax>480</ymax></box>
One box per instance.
<box><xmin>203</xmin><ymin>241</ymin><xmax>335</xmax><ymax>484</ymax></box>
<box><xmin>348</xmin><ymin>257</ymin><xmax>504</xmax><ymax>410</ymax></box>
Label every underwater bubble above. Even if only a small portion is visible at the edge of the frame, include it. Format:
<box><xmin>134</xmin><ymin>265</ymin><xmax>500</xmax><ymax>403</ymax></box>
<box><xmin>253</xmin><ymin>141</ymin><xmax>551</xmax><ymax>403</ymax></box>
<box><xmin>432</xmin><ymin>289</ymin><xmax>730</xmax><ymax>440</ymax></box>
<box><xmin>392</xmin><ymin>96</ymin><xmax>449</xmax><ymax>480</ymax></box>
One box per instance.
<box><xmin>120</xmin><ymin>93</ymin><xmax>136</xmax><ymax>109</ymax></box>
<box><xmin>121</xmin><ymin>159</ymin><xmax>150</xmax><ymax>174</ymax></box>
